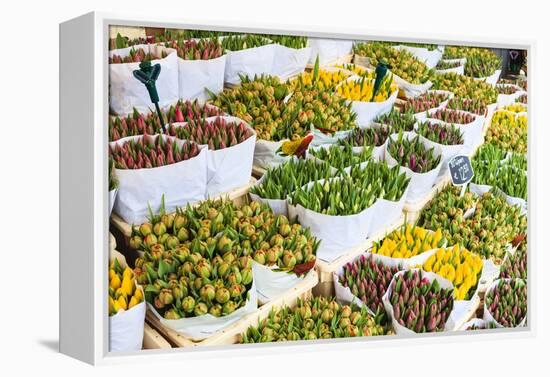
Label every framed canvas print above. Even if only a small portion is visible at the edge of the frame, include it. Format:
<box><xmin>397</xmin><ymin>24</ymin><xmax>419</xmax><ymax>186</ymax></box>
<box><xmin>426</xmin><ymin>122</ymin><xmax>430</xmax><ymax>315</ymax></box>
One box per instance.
<box><xmin>59</xmin><ymin>12</ymin><xmax>532</xmax><ymax>365</ymax></box>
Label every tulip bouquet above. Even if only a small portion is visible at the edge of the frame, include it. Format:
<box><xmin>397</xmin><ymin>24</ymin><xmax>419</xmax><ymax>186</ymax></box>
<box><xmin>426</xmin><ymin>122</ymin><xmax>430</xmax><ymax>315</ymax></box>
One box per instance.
<box><xmin>110</xmin><ymin>135</ymin><xmax>200</xmax><ymax>170</ymax></box>
<box><xmin>211</xmin><ymin>75</ymin><xmax>289</xmax><ymax>141</ymax></box>
<box><xmin>386</xmin><ymin>269</ymin><xmax>454</xmax><ymax>333</ymax></box>
<box><xmin>336</xmin><ymin>75</ymin><xmax>397</xmax><ymax>102</ymax></box>
<box><xmin>516</xmin><ymin>93</ymin><xmax>528</xmax><ymax>104</ymax></box>
<box><xmin>250</xmin><ymin>158</ymin><xmax>333</xmax><ymax>200</ymax></box>
<box><xmin>497</xmin><ymin>165</ymin><xmax>527</xmax><ymax>200</ymax></box>
<box><xmin>337</xmin><ymin>63</ymin><xmax>372</xmax><ymax>77</ymax></box>
<box><xmin>130</xmin><ymin>199</ymin><xmax>319</xmax><ymax>274</ymax></box>
<box><xmin>164</xmin><ymin>38</ymin><xmax>224</xmax><ymax>60</ymax></box>
<box><xmin>310</xmin><ymin>144</ymin><xmax>373</xmax><ymax>171</ymax></box>
<box><xmin>167</xmin><ymin>117</ymin><xmax>253</xmax><ymax>150</ymax></box>
<box><xmin>416</xmin><ymin>121</ymin><xmax>464</xmax><ymax>146</ymax></box>
<box><xmin>485</xmin><ymin>279</ymin><xmax>527</xmax><ymax>327</ymax></box>
<box><xmin>418</xmin><ymin>186</ymin><xmax>478</xmax><ymax>231</ymax></box>
<box><xmin>374</xmin><ymin>109</ymin><xmax>416</xmax><ymax>133</ymax></box>
<box><xmin>471</xmin><ymin>144</ymin><xmax>505</xmax><ymax>186</ymax></box>
<box><xmin>221</xmin><ymin>34</ymin><xmax>271</xmax><ymax>51</ymax></box>
<box><xmin>463</xmin><ymin>49</ymin><xmax>501</xmax><ymax>78</ymax></box>
<box><xmin>446</xmin><ymin>97</ymin><xmax>488</xmax><ymax>116</ymax></box>
<box><xmin>499</xmin><ymin>77</ymin><xmax>527</xmax><ymax>90</ymax></box>
<box><xmin>432</xmin><ymin>72</ymin><xmax>498</xmax><ymax>104</ymax></box>
<box><xmin>442</xmin><ymin>46</ymin><xmax>472</xmax><ymax>59</ymax></box>
<box><xmin>486</xmin><ymin>111</ymin><xmax>527</xmax><ymax>154</ymax></box>
<box><xmin>285</xmin><ymin>86</ymin><xmax>357</xmax><ymax>136</ymax></box>
<box><xmin>109</xmin><ymin>33</ymin><xmax>152</xmax><ymax>50</ymax></box>
<box><xmin>387</xmin><ymin>134</ymin><xmax>442</xmax><ymax>173</ymax></box>
<box><xmin>348</xmin><ymin>162</ymin><xmax>411</xmax><ymax>202</ymax></box>
<box><xmin>338</xmin><ymin>125</ymin><xmax>391</xmax><ymax>148</ymax></box>
<box><xmin>288</xmin><ymin>176</ymin><xmax>378</xmax><ymax>216</ymax></box>
<box><xmin>371</xmin><ymin>224</ymin><xmax>444</xmax><ymax>259</ymax></box>
<box><xmin>134</xmin><ymin>245</ymin><xmax>254</xmax><ymax>319</ymax></box>
<box><xmin>109</xmin><ymin>100</ymin><xmax>223</xmax><ymax>141</ymax></box>
<box><xmin>435</xmin><ymin>60</ymin><xmax>462</xmax><ymax>70</ymax></box>
<box><xmin>402</xmin><ymin>91</ymin><xmax>450</xmax><ymax>114</ymax></box>
<box><xmin>500</xmin><ymin>239</ymin><xmax>527</xmax><ymax>280</ymax></box>
<box><xmin>438</xmin><ymin>192</ymin><xmax>527</xmax><ymax>263</ymax></box>
<box><xmin>292</xmin><ymin>68</ymin><xmax>351</xmax><ymax>91</ymax></box>
<box><xmin>497</xmin><ymin>85</ymin><xmax>521</xmax><ymax>95</ymax></box>
<box><xmin>501</xmin><ymin>103</ymin><xmax>527</xmax><ymax>113</ymax></box>
<box><xmin>428</xmin><ymin>108</ymin><xmax>477</xmax><ymax>125</ymax></box>
<box><xmin>241</xmin><ymin>296</ymin><xmax>389</xmax><ymax>342</ymax></box>
<box><xmin>339</xmin><ymin>254</ymin><xmax>402</xmax><ymax>318</ymax></box>
<box><xmin>109</xmin><ymin>258</ymin><xmax>144</xmax><ymax>315</ymax></box>
<box><xmin>423</xmin><ymin>245</ymin><xmax>483</xmax><ymax>301</ymax></box>
<box><xmin>109</xmin><ymin>47</ymin><xmax>166</xmax><ymax>64</ymax></box>
<box><xmin>264</xmin><ymin>34</ymin><xmax>308</xmax><ymax>49</ymax></box>
<box><xmin>353</xmin><ymin>42</ymin><xmax>433</xmax><ymax>84</ymax></box>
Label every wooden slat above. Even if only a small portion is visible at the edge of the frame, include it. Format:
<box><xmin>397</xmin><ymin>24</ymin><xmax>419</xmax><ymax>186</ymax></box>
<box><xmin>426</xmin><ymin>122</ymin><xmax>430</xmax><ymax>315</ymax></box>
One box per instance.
<box><xmin>146</xmin><ymin>270</ymin><xmax>318</xmax><ymax>347</ymax></box>
<box><xmin>142</xmin><ymin>322</ymin><xmax>172</xmax><ymax>349</ymax></box>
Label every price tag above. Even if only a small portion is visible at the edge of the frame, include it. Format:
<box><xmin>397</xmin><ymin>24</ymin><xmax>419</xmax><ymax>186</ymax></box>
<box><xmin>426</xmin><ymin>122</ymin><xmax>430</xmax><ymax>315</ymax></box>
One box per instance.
<box><xmin>448</xmin><ymin>155</ymin><xmax>474</xmax><ymax>196</ymax></box>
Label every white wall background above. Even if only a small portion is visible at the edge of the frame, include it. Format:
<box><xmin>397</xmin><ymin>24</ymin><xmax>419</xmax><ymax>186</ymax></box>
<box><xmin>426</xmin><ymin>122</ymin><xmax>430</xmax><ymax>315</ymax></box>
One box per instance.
<box><xmin>0</xmin><ymin>0</ymin><xmax>548</xmax><ymax>375</ymax></box>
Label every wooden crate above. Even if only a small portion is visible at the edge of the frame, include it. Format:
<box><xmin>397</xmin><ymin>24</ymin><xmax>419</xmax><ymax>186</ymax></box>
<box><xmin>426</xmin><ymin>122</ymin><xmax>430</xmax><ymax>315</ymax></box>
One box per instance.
<box><xmin>110</xmin><ymin>178</ymin><xmax>256</xmax><ymax>244</ymax></box>
<box><xmin>251</xmin><ymin>165</ymin><xmax>266</xmax><ymax>179</ymax></box>
<box><xmin>146</xmin><ymin>270</ymin><xmax>318</xmax><ymax>347</ymax></box>
<box><xmin>313</xmin><ymin>214</ymin><xmax>406</xmax><ymax>297</ymax></box>
<box><xmin>142</xmin><ymin>322</ymin><xmax>172</xmax><ymax>349</ymax></box>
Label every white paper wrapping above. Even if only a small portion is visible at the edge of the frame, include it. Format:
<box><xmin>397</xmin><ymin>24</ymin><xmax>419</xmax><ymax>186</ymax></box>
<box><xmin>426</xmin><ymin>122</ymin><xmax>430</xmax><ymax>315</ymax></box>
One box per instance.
<box><xmin>272</xmin><ymin>45</ymin><xmax>311</xmax><ymax>80</ymax></box>
<box><xmin>426</xmin><ymin>109</ymin><xmax>485</xmax><ymax>149</ymax></box>
<box><xmin>248</xmin><ymin>173</ymin><xmax>289</xmax><ymax>217</ymax></box>
<box><xmin>482</xmin><ymin>278</ymin><xmax>527</xmax><ymax>328</ymax></box>
<box><xmin>224</xmin><ymin>44</ymin><xmax>277</xmax><ymax>86</ymax></box>
<box><xmin>474</xmin><ymin>69</ymin><xmax>502</xmax><ymax>86</ymax></box>
<box><xmin>435</xmin><ymin>58</ymin><xmax>466</xmax><ymax>75</ymax></box>
<box><xmin>149</xmin><ymin>280</ymin><xmax>258</xmax><ymax>340</ymax></box>
<box><xmin>382</xmin><ymin>269</ymin><xmax>456</xmax><ymax>335</ymax></box>
<box><xmin>108</xmin><ymin>253</ymin><xmax>145</xmax><ymax>352</ymax></box>
<box><xmin>109</xmin><ymin>188</ymin><xmax>118</xmax><ymax>216</ymax></box>
<box><xmin>178</xmin><ymin>55</ymin><xmax>226</xmax><ymax>103</ymax></box>
<box><xmin>385</xmin><ymin>132</ymin><xmax>443</xmax><ymax>203</ymax></box>
<box><xmin>109</xmin><ymin>44</ymin><xmax>179</xmax><ymax>116</ymax></box>
<box><xmin>253</xmin><ymin>139</ymin><xmax>290</xmax><ymax>170</ymax></box>
<box><xmin>411</xmin><ymin>90</ymin><xmax>455</xmax><ymax>121</ymax></box>
<box><xmin>496</xmin><ymin>85</ymin><xmax>527</xmax><ymax>107</ymax></box>
<box><xmin>394</xmin><ymin>45</ymin><xmax>443</xmax><ymax>69</ymax></box>
<box><xmin>252</xmin><ymin>261</ymin><xmax>310</xmax><ymax>304</ymax></box>
<box><xmin>307</xmin><ymin>38</ymin><xmax>353</xmax><ymax>65</ymax></box>
<box><xmin>288</xmin><ymin>177</ymin><xmax>375</xmax><ymax>263</ymax></box>
<box><xmin>336</xmin><ymin>76</ymin><xmax>398</xmax><ymax>127</ymax></box>
<box><xmin>111</xmin><ymin>135</ymin><xmax>208</xmax><ymax>224</ymax></box>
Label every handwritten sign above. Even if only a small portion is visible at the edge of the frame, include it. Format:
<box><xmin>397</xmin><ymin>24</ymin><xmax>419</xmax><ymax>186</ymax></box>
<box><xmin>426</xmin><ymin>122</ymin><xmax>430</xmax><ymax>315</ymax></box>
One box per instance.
<box><xmin>448</xmin><ymin>155</ymin><xmax>474</xmax><ymax>186</ymax></box>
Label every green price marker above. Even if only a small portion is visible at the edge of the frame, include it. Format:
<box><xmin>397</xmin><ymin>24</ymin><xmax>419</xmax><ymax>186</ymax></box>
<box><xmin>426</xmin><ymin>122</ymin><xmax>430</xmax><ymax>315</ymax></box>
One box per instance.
<box><xmin>371</xmin><ymin>59</ymin><xmax>391</xmax><ymax>102</ymax></box>
<box><xmin>133</xmin><ymin>61</ymin><xmax>167</xmax><ymax>134</ymax></box>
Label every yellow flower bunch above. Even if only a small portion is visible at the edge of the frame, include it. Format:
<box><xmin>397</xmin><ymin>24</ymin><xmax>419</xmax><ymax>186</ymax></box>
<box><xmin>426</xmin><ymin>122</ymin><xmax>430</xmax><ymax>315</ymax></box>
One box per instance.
<box><xmin>109</xmin><ymin>258</ymin><xmax>143</xmax><ymax>316</ymax></box>
<box><xmin>336</xmin><ymin>75</ymin><xmax>397</xmax><ymax>103</ymax></box>
<box><xmin>501</xmin><ymin>103</ymin><xmax>527</xmax><ymax>113</ymax></box>
<box><xmin>292</xmin><ymin>69</ymin><xmax>351</xmax><ymax>91</ymax></box>
<box><xmin>371</xmin><ymin>225</ymin><xmax>443</xmax><ymax>259</ymax></box>
<box><xmin>337</xmin><ymin>64</ymin><xmax>374</xmax><ymax>78</ymax></box>
<box><xmin>423</xmin><ymin>245</ymin><xmax>483</xmax><ymax>301</ymax></box>
<box><xmin>486</xmin><ymin>110</ymin><xmax>527</xmax><ymax>154</ymax></box>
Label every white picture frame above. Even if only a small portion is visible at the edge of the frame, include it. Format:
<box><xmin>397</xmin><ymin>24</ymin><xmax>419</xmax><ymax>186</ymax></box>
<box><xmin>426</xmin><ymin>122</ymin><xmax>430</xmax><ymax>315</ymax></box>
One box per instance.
<box><xmin>59</xmin><ymin>11</ymin><xmax>535</xmax><ymax>365</ymax></box>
